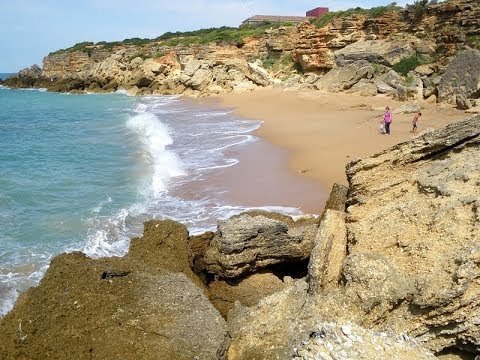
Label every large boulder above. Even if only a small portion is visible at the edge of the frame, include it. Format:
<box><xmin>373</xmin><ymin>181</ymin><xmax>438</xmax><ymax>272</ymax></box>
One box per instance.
<box><xmin>124</xmin><ymin>58</ymin><xmax>168</xmax><ymax>88</ymax></box>
<box><xmin>0</xmin><ymin>220</ymin><xmax>229</xmax><ymax>360</ymax></box>
<box><xmin>346</xmin><ymin>79</ymin><xmax>378</xmax><ymax>96</ymax></box>
<box><xmin>438</xmin><ymin>48</ymin><xmax>480</xmax><ymax>103</ymax></box>
<box><xmin>227</xmin><ymin>280</ymin><xmax>312</xmax><ymax>359</ymax></box>
<box><xmin>314</xmin><ymin>60</ymin><xmax>374</xmax><ymax>92</ymax></box>
<box><xmin>202</xmin><ymin>214</ymin><xmax>317</xmax><ymax>278</ymax></box>
<box><xmin>185</xmin><ymin>66</ymin><xmax>213</xmax><ymax>90</ymax></box>
<box><xmin>89</xmin><ymin>56</ymin><xmax>127</xmax><ymax>89</ymax></box>
<box><xmin>344</xmin><ymin>115</ymin><xmax>480</xmax><ymax>352</ymax></box>
<box><xmin>127</xmin><ymin>219</ymin><xmax>204</xmax><ymax>287</ymax></box>
<box><xmin>335</xmin><ymin>40</ymin><xmax>416</xmax><ymax>67</ymax></box>
<box><xmin>245</xmin><ymin>61</ymin><xmax>272</xmax><ymax>87</ymax></box>
<box><xmin>456</xmin><ymin>93</ymin><xmax>472</xmax><ymax>110</ymax></box>
<box><xmin>208</xmin><ymin>272</ymin><xmax>287</xmax><ymax>318</ymax></box>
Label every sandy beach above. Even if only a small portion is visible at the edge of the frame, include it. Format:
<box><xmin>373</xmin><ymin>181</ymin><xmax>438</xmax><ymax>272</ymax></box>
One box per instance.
<box><xmin>211</xmin><ymin>89</ymin><xmax>467</xmax><ymax>212</ymax></box>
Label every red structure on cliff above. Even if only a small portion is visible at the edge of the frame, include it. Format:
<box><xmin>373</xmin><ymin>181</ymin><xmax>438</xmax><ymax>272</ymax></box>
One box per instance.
<box><xmin>306</xmin><ymin>7</ymin><xmax>329</xmax><ymax>17</ymax></box>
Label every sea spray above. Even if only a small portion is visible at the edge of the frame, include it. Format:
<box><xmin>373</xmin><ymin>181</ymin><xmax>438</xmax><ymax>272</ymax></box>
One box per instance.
<box><xmin>126</xmin><ymin>110</ymin><xmax>185</xmax><ymax>196</ymax></box>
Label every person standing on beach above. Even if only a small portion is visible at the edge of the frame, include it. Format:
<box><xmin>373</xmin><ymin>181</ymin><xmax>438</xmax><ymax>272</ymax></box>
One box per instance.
<box><xmin>411</xmin><ymin>112</ymin><xmax>422</xmax><ymax>134</ymax></box>
<box><xmin>383</xmin><ymin>107</ymin><xmax>393</xmax><ymax>135</ymax></box>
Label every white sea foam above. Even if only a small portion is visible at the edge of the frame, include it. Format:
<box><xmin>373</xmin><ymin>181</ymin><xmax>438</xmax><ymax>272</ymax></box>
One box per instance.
<box><xmin>206</xmin><ymin>135</ymin><xmax>254</xmax><ymax>152</ymax></box>
<box><xmin>19</xmin><ymin>87</ymin><xmax>47</xmax><ymax>92</ymax></box>
<box><xmin>126</xmin><ymin>111</ymin><xmax>185</xmax><ymax>196</ymax></box>
<box><xmin>0</xmin><ymin>286</ymin><xmax>18</xmax><ymax>316</ymax></box>
<box><xmin>115</xmin><ymin>89</ymin><xmax>130</xmax><ymax>96</ymax></box>
<box><xmin>82</xmin><ymin>208</ymin><xmax>131</xmax><ymax>258</ymax></box>
<box><xmin>196</xmin><ymin>158</ymin><xmax>239</xmax><ymax>171</ymax></box>
<box><xmin>91</xmin><ymin>197</ymin><xmax>112</xmax><ymax>214</ymax></box>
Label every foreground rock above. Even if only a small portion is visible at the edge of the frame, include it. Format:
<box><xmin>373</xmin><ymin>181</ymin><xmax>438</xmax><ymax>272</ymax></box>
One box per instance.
<box><xmin>0</xmin><ymin>221</ymin><xmax>229</xmax><ymax>360</ymax></box>
<box><xmin>293</xmin><ymin>322</ymin><xmax>436</xmax><ymax>360</ymax></box>
<box><xmin>201</xmin><ymin>213</ymin><xmax>317</xmax><ymax>278</ymax></box>
<box><xmin>344</xmin><ymin>114</ymin><xmax>480</xmax><ymax>352</ymax></box>
<box><xmin>227</xmin><ymin>280</ymin><xmax>436</xmax><ymax>360</ymax></box>
<box><xmin>227</xmin><ymin>115</ymin><xmax>480</xmax><ymax>358</ymax></box>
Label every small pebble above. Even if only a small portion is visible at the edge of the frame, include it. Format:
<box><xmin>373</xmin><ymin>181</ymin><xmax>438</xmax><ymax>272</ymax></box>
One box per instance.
<box><xmin>341</xmin><ymin>324</ymin><xmax>352</xmax><ymax>336</ymax></box>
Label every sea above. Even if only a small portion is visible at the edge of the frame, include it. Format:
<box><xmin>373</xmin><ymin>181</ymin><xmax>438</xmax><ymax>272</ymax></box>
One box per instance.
<box><xmin>0</xmin><ymin>83</ymin><xmax>309</xmax><ymax>316</ymax></box>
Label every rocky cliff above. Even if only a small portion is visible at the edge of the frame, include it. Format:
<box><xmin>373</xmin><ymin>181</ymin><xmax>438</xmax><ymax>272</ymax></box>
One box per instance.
<box><xmin>1</xmin><ymin>115</ymin><xmax>480</xmax><ymax>358</ymax></box>
<box><xmin>2</xmin><ymin>0</ymin><xmax>480</xmax><ymax>109</ymax></box>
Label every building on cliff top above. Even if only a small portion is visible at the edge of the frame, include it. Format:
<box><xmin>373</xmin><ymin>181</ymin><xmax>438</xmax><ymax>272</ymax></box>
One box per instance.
<box><xmin>241</xmin><ymin>6</ymin><xmax>329</xmax><ymax>26</ymax></box>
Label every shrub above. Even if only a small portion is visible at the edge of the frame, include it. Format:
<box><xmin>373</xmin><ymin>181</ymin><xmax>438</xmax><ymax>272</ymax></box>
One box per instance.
<box><xmin>392</xmin><ymin>55</ymin><xmax>423</xmax><ymax>75</ymax></box>
<box><xmin>49</xmin><ymin>41</ymin><xmax>95</xmax><ymax>55</ymax></box>
<box><xmin>404</xmin><ymin>75</ymin><xmax>415</xmax><ymax>86</ymax></box>
<box><xmin>410</xmin><ymin>0</ymin><xmax>429</xmax><ymax>20</ymax></box>
<box><xmin>262</xmin><ymin>53</ymin><xmax>297</xmax><ymax>71</ymax></box>
<box><xmin>466</xmin><ymin>35</ymin><xmax>480</xmax><ymax>50</ymax></box>
<box><xmin>311</xmin><ymin>3</ymin><xmax>401</xmax><ymax>28</ymax></box>
<box><xmin>262</xmin><ymin>56</ymin><xmax>277</xmax><ymax>69</ymax></box>
<box><xmin>156</xmin><ymin>23</ymin><xmax>294</xmax><ymax>47</ymax></box>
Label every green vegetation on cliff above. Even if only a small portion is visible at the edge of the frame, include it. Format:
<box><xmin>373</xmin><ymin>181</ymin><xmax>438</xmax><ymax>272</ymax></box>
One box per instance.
<box><xmin>156</xmin><ymin>24</ymin><xmax>294</xmax><ymax>47</ymax></box>
<box><xmin>49</xmin><ymin>38</ymin><xmax>152</xmax><ymax>55</ymax></box>
<box><xmin>392</xmin><ymin>54</ymin><xmax>426</xmax><ymax>75</ymax></box>
<box><xmin>311</xmin><ymin>3</ymin><xmax>402</xmax><ymax>28</ymax></box>
<box><xmin>49</xmin><ymin>23</ymin><xmax>295</xmax><ymax>56</ymax></box>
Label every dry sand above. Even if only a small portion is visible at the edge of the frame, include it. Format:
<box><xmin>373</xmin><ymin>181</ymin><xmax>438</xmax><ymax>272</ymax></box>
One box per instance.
<box><xmin>209</xmin><ymin>89</ymin><xmax>467</xmax><ymax>211</ymax></box>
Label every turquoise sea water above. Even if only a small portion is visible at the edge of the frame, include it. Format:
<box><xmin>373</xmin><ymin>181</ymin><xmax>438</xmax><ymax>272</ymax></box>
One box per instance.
<box><xmin>0</xmin><ymin>87</ymin><xmax>302</xmax><ymax>315</ymax></box>
<box><xmin>0</xmin><ymin>73</ymin><xmax>14</xmax><ymax>80</ymax></box>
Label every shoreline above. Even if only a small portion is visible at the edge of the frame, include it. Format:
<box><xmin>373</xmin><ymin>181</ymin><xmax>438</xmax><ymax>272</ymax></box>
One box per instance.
<box><xmin>211</xmin><ymin>88</ymin><xmax>467</xmax><ymax>203</ymax></box>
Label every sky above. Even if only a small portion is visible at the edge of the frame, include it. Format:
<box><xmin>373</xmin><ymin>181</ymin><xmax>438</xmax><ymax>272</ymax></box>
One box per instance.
<box><xmin>0</xmin><ymin>0</ymin><xmax>413</xmax><ymax>72</ymax></box>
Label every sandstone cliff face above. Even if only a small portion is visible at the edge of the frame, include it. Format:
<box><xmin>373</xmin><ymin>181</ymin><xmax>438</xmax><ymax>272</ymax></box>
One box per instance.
<box><xmin>3</xmin><ymin>0</ymin><xmax>480</xmax><ymax>104</ymax></box>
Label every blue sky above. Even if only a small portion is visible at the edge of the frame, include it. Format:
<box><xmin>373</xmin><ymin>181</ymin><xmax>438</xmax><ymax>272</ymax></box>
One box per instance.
<box><xmin>1</xmin><ymin>0</ymin><xmax>411</xmax><ymax>72</ymax></box>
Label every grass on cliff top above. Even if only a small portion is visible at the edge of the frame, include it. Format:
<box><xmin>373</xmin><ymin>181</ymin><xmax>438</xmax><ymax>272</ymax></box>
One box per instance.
<box><xmin>155</xmin><ymin>23</ymin><xmax>295</xmax><ymax>47</ymax></box>
<box><xmin>49</xmin><ymin>23</ymin><xmax>294</xmax><ymax>55</ymax></box>
<box><xmin>311</xmin><ymin>3</ymin><xmax>402</xmax><ymax>28</ymax></box>
<box><xmin>49</xmin><ymin>38</ymin><xmax>152</xmax><ymax>56</ymax></box>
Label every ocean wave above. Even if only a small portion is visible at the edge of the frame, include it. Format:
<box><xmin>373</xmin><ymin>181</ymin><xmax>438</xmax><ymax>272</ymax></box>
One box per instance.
<box><xmin>18</xmin><ymin>87</ymin><xmax>47</xmax><ymax>92</ymax></box>
<box><xmin>82</xmin><ymin>208</ymin><xmax>131</xmax><ymax>258</ymax></box>
<box><xmin>126</xmin><ymin>111</ymin><xmax>185</xmax><ymax>196</ymax></box>
<box><xmin>0</xmin><ymin>286</ymin><xmax>18</xmax><ymax>316</ymax></box>
<box><xmin>115</xmin><ymin>89</ymin><xmax>130</xmax><ymax>96</ymax></box>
